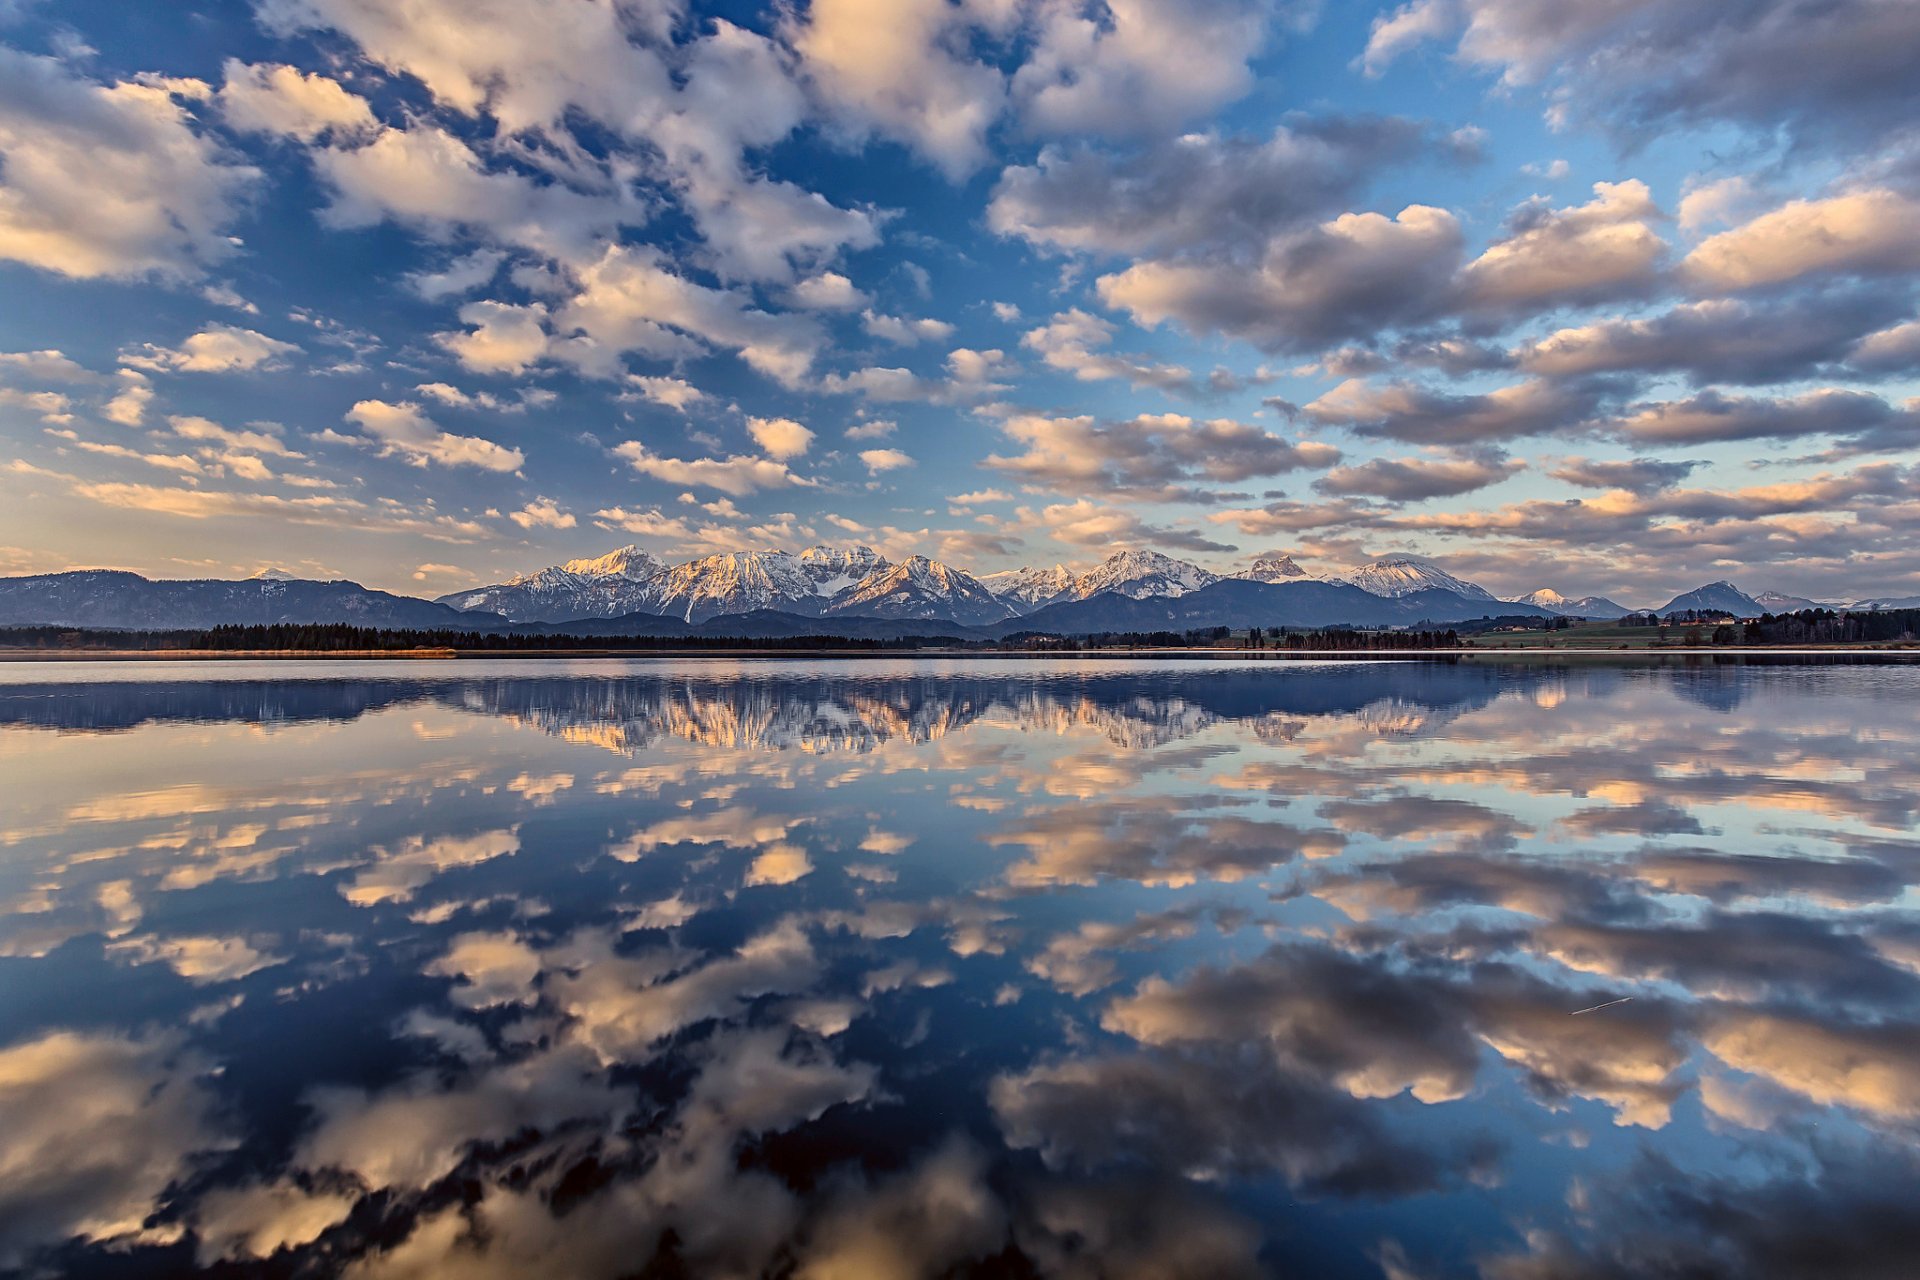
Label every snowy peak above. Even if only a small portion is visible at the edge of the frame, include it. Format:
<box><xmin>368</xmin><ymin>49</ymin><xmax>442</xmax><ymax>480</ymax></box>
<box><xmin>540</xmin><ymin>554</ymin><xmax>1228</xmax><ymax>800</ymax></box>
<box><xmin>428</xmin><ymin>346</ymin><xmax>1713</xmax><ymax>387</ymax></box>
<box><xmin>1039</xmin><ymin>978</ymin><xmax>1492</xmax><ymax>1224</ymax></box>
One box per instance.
<box><xmin>249</xmin><ymin>567</ymin><xmax>299</xmax><ymax>581</ymax></box>
<box><xmin>799</xmin><ymin>544</ymin><xmax>890</xmax><ymax>594</ymax></box>
<box><xmin>1339</xmin><ymin>558</ymin><xmax>1497</xmax><ymax>601</ymax></box>
<box><xmin>980</xmin><ymin>564</ymin><xmax>1075</xmax><ymax>613</ymax></box>
<box><xmin>1508</xmin><ymin>588</ymin><xmax>1633</xmax><ymax>618</ymax></box>
<box><xmin>826</xmin><ymin>555</ymin><xmax>1015</xmax><ymax>625</ymax></box>
<box><xmin>554</xmin><ymin>545</ymin><xmax>664</xmax><ymax>582</ymax></box>
<box><xmin>1753</xmin><ymin>589</ymin><xmax>1824</xmax><ymax>611</ymax></box>
<box><xmin>1073</xmin><ymin>550</ymin><xmax>1217</xmax><ymax>601</ymax></box>
<box><xmin>1235</xmin><ymin>551</ymin><xmax>1311</xmax><ymax>584</ymax></box>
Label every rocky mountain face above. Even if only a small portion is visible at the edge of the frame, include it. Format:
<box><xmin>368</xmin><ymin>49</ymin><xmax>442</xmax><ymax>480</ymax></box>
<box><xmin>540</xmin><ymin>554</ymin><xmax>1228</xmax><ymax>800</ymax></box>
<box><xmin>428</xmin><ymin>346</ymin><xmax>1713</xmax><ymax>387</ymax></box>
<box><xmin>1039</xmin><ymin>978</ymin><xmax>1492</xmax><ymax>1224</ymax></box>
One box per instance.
<box><xmin>822</xmin><ymin>555</ymin><xmax>1016</xmax><ymax>624</ymax></box>
<box><xmin>1334</xmin><ymin>558</ymin><xmax>1499</xmax><ymax>601</ymax></box>
<box><xmin>977</xmin><ymin>564</ymin><xmax>1076</xmax><ymax>611</ymax></box>
<box><xmin>1237</xmin><ymin>552</ymin><xmax>1311</xmax><ymax>583</ymax></box>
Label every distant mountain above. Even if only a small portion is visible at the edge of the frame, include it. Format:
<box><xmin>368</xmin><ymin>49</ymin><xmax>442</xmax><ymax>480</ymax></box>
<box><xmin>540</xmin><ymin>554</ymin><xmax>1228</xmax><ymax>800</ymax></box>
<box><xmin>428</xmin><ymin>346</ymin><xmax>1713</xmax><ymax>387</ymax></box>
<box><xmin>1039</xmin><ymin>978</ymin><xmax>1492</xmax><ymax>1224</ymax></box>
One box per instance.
<box><xmin>1656</xmin><ymin>582</ymin><xmax>1763</xmax><ymax>616</ymax></box>
<box><xmin>978</xmin><ymin>564</ymin><xmax>1075</xmax><ymax>612</ymax></box>
<box><xmin>1508</xmin><ymin>588</ymin><xmax>1633</xmax><ymax>618</ymax></box>
<box><xmin>0</xmin><ymin>570</ymin><xmax>502</xmax><ymax>630</ymax></box>
<box><xmin>1234</xmin><ymin>551</ymin><xmax>1312</xmax><ymax>583</ymax></box>
<box><xmin>992</xmin><ymin>578</ymin><xmax>1550</xmax><ymax>637</ymax></box>
<box><xmin>1069</xmin><ymin>549</ymin><xmax>1218</xmax><ymax>600</ymax></box>
<box><xmin>1752</xmin><ymin>590</ymin><xmax>1826</xmax><ymax>612</ymax></box>
<box><xmin>439</xmin><ymin>544</ymin><xmax>667</xmax><ymax>621</ymax></box>
<box><xmin>1851</xmin><ymin>595</ymin><xmax>1920</xmax><ymax>611</ymax></box>
<box><xmin>822</xmin><ymin>555</ymin><xmax>1015</xmax><ymax>625</ymax></box>
<box><xmin>1335</xmin><ymin>558</ymin><xmax>1498</xmax><ymax>601</ymax></box>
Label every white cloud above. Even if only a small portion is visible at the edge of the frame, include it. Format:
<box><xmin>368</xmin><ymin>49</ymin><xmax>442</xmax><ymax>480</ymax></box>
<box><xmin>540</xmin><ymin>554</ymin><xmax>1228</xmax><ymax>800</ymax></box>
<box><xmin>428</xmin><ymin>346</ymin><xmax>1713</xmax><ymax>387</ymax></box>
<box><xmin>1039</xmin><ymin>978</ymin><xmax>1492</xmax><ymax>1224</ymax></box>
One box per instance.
<box><xmin>1683</xmin><ymin>188</ymin><xmax>1920</xmax><ymax>292</ymax></box>
<box><xmin>1358</xmin><ymin>0</ymin><xmax>1457</xmax><ymax>76</ymax></box>
<box><xmin>343</xmin><ymin>399</ymin><xmax>524</xmax><ymax>471</ymax></box>
<box><xmin>863</xmin><ymin>310</ymin><xmax>958</xmax><ymax>346</ymax></box>
<box><xmin>859</xmin><ymin>447</ymin><xmax>913</xmax><ymax>473</ymax></box>
<box><xmin>218</xmin><ymin>59</ymin><xmax>376</xmax><ymax>140</ymax></box>
<box><xmin>123</xmin><ymin>324</ymin><xmax>300</xmax><ymax>374</ymax></box>
<box><xmin>435</xmin><ymin>300</ymin><xmax>550</xmax><ymax>374</ymax></box>
<box><xmin>509</xmin><ymin>497</ymin><xmax>575</xmax><ymax>529</ymax></box>
<box><xmin>614</xmin><ymin>440</ymin><xmax>808</xmax><ymax>495</ymax></box>
<box><xmin>787</xmin><ymin>271</ymin><xmax>869</xmax><ymax>311</ymax></box>
<box><xmin>0</xmin><ymin>48</ymin><xmax>257</xmax><ymax>280</ymax></box>
<box><xmin>624</xmin><ymin>375</ymin><xmax>708</xmax><ymax>411</ymax></box>
<box><xmin>747</xmin><ymin>416</ymin><xmax>816</xmax><ymax>460</ymax></box>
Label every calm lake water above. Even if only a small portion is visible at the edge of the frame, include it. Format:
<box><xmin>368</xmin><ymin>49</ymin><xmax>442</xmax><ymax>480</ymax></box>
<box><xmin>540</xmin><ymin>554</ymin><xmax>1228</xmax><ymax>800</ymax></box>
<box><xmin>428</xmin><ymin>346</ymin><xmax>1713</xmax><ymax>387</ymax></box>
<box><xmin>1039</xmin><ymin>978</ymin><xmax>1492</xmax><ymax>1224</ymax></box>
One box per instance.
<box><xmin>1</xmin><ymin>657</ymin><xmax>1917</xmax><ymax>1279</ymax></box>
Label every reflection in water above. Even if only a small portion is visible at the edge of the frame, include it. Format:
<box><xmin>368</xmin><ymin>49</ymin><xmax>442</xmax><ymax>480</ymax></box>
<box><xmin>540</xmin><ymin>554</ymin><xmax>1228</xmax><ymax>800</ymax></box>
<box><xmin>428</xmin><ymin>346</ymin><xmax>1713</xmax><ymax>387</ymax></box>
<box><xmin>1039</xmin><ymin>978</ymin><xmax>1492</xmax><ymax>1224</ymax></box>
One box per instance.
<box><xmin>1</xmin><ymin>657</ymin><xmax>1917</xmax><ymax>1278</ymax></box>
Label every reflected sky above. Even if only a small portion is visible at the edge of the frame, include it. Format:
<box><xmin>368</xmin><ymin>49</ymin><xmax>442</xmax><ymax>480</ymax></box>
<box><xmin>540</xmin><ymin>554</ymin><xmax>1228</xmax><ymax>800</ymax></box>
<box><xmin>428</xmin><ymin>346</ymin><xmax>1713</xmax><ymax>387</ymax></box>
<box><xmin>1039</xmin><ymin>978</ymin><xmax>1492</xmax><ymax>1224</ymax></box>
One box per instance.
<box><xmin>2</xmin><ymin>657</ymin><xmax>1918</xmax><ymax>1279</ymax></box>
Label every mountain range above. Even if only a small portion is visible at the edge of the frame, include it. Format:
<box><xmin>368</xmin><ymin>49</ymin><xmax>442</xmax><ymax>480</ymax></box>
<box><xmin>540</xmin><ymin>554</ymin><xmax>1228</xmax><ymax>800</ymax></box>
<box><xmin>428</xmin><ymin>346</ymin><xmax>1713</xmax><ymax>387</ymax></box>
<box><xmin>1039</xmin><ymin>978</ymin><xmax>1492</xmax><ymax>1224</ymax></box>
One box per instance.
<box><xmin>0</xmin><ymin>545</ymin><xmax>1905</xmax><ymax>637</ymax></box>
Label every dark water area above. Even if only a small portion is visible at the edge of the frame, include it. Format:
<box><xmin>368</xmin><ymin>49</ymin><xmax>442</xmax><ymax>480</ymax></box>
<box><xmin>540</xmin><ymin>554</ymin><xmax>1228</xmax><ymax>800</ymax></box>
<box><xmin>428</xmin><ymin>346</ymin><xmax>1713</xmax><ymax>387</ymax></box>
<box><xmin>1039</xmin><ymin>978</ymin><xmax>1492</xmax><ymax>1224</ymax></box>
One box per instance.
<box><xmin>1</xmin><ymin>656</ymin><xmax>1916</xmax><ymax>1278</ymax></box>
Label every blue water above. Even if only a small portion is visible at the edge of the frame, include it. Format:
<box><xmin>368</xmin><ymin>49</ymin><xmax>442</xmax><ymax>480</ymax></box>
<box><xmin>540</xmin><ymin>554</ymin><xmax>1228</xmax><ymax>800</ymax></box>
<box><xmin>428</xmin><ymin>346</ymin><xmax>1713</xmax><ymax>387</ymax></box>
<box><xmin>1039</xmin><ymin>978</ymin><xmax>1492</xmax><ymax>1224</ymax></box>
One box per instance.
<box><xmin>1</xmin><ymin>657</ymin><xmax>1915</xmax><ymax>1278</ymax></box>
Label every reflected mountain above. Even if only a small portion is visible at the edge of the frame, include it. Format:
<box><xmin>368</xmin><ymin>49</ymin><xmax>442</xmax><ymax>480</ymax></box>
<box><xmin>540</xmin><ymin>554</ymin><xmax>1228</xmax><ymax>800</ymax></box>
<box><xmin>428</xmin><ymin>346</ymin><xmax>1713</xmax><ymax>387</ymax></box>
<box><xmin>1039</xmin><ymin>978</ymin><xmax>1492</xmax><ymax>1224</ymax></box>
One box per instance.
<box><xmin>1</xmin><ymin>656</ymin><xmax>1917</xmax><ymax>1278</ymax></box>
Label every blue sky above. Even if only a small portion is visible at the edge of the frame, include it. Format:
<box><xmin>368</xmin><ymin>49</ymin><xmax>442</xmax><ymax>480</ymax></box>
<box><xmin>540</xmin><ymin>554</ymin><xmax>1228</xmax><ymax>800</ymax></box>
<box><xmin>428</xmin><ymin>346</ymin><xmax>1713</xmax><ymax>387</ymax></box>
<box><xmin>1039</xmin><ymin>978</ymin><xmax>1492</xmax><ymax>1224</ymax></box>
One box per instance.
<box><xmin>2</xmin><ymin>0</ymin><xmax>1918</xmax><ymax>602</ymax></box>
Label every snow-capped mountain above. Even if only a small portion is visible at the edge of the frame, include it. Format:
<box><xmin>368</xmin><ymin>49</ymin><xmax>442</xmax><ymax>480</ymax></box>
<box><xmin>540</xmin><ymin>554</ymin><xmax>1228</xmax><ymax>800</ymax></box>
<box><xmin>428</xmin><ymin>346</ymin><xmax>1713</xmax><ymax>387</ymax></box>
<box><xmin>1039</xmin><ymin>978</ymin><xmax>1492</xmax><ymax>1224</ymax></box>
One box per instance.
<box><xmin>1337</xmin><ymin>558</ymin><xmax>1498</xmax><ymax>601</ymax></box>
<box><xmin>1753</xmin><ymin>590</ymin><xmax>1825</xmax><ymax>611</ymax></box>
<box><xmin>640</xmin><ymin>551</ymin><xmax>838</xmax><ymax>623</ymax></box>
<box><xmin>1071</xmin><ymin>550</ymin><xmax>1218</xmax><ymax>601</ymax></box>
<box><xmin>1852</xmin><ymin>595</ymin><xmax>1920</xmax><ymax>611</ymax></box>
<box><xmin>798</xmin><ymin>544</ymin><xmax>888</xmax><ymax>595</ymax></box>
<box><xmin>1234</xmin><ymin>551</ymin><xmax>1311</xmax><ymax>584</ymax></box>
<box><xmin>1507</xmin><ymin>588</ymin><xmax>1633</xmax><ymax>618</ymax></box>
<box><xmin>1655</xmin><ymin>582</ymin><xmax>1763</xmax><ymax>616</ymax></box>
<box><xmin>824</xmin><ymin>555</ymin><xmax>1015</xmax><ymax>625</ymax></box>
<box><xmin>439</xmin><ymin>544</ymin><xmax>667</xmax><ymax>621</ymax></box>
<box><xmin>978</xmin><ymin>564</ymin><xmax>1075</xmax><ymax>612</ymax></box>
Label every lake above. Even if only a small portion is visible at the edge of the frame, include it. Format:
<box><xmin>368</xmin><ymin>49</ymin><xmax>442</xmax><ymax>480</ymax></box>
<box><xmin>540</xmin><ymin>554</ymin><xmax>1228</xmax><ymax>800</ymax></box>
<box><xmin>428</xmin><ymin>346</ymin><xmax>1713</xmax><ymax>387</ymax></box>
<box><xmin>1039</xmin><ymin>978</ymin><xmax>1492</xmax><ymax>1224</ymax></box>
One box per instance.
<box><xmin>1</xmin><ymin>657</ymin><xmax>1916</xmax><ymax>1278</ymax></box>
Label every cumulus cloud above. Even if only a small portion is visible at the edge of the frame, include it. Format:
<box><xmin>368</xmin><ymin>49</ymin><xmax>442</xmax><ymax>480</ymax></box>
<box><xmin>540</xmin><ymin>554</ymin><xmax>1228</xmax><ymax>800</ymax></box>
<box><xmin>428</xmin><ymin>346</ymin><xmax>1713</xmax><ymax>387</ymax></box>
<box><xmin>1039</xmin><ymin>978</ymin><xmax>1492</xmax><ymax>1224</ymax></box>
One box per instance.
<box><xmin>1314</xmin><ymin>452</ymin><xmax>1523</xmax><ymax>501</ymax></box>
<box><xmin>343</xmin><ymin>399</ymin><xmax>524</xmax><ymax>471</ymax></box>
<box><xmin>614</xmin><ymin>440</ymin><xmax>808</xmax><ymax>495</ymax></box>
<box><xmin>746</xmin><ymin>415</ymin><xmax>815</xmax><ymax>460</ymax></box>
<box><xmin>859</xmin><ymin>447</ymin><xmax>913</xmax><ymax>473</ymax></box>
<box><xmin>218</xmin><ymin>59</ymin><xmax>376</xmax><ymax>140</ymax></box>
<box><xmin>435</xmin><ymin>300</ymin><xmax>550</xmax><ymax>374</ymax></box>
<box><xmin>1548</xmin><ymin>456</ymin><xmax>1698</xmax><ymax>494</ymax></box>
<box><xmin>122</xmin><ymin>324</ymin><xmax>300</xmax><ymax>374</ymax></box>
<box><xmin>0</xmin><ymin>48</ymin><xmax>258</xmax><ymax>280</ymax></box>
<box><xmin>1303</xmin><ymin>376</ymin><xmax>1606</xmax><ymax>445</ymax></box>
<box><xmin>1607</xmin><ymin>388</ymin><xmax>1920</xmax><ymax>451</ymax></box>
<box><xmin>1009</xmin><ymin>498</ymin><xmax>1233</xmax><ymax>553</ymax></box>
<box><xmin>1099</xmin><ymin>204</ymin><xmax>1464</xmax><ymax>354</ymax></box>
<box><xmin>509</xmin><ymin>497</ymin><xmax>575</xmax><ymax>530</ymax></box>
<box><xmin>623</xmin><ymin>374</ymin><xmax>708</xmax><ymax>411</ymax></box>
<box><xmin>1021</xmin><ymin>309</ymin><xmax>1195</xmax><ymax>394</ymax></box>
<box><xmin>1458</xmin><ymin>180</ymin><xmax>1668</xmax><ymax>313</ymax></box>
<box><xmin>987</xmin><ymin>410</ymin><xmax>1339</xmax><ymax>502</ymax></box>
<box><xmin>1684</xmin><ymin>189</ymin><xmax>1920</xmax><ymax>293</ymax></box>
<box><xmin>989</xmin><ymin>116</ymin><xmax>1445</xmax><ymax>259</ymax></box>
<box><xmin>861</xmin><ymin>311</ymin><xmax>956</xmax><ymax>346</ymax></box>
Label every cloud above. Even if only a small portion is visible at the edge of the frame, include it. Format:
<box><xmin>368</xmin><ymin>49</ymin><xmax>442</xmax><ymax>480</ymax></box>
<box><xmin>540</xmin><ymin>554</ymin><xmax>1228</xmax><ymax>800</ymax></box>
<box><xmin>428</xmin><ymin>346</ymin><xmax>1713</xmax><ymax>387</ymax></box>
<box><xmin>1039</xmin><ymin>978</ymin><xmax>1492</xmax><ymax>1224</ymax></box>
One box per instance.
<box><xmin>1514</xmin><ymin>291</ymin><xmax>1910</xmax><ymax>384</ymax></box>
<box><xmin>343</xmin><ymin>399</ymin><xmax>524</xmax><ymax>471</ymax></box>
<box><xmin>1850</xmin><ymin>318</ymin><xmax>1920</xmax><ymax>373</ymax></box>
<box><xmin>1548</xmin><ymin>456</ymin><xmax>1697</xmax><ymax>494</ymax></box>
<box><xmin>786</xmin><ymin>0</ymin><xmax>1007</xmax><ymax>179</ymax></box>
<box><xmin>1020</xmin><ymin>309</ymin><xmax>1195</xmax><ymax>394</ymax></box>
<box><xmin>862</xmin><ymin>311</ymin><xmax>956</xmax><ymax>346</ymax></box>
<box><xmin>858</xmin><ymin>447</ymin><xmax>913</xmax><ymax>473</ymax></box>
<box><xmin>623</xmin><ymin>374</ymin><xmax>708</xmax><ymax>412</ymax></box>
<box><xmin>1010</xmin><ymin>498</ymin><xmax>1234</xmax><ymax>554</ymax></box>
<box><xmin>1684</xmin><ymin>189</ymin><xmax>1920</xmax><ymax>292</ymax></box>
<box><xmin>1303</xmin><ymin>376</ymin><xmax>1606</xmax><ymax>445</ymax></box>
<box><xmin>509</xmin><ymin>497</ymin><xmax>575</xmax><ymax>530</ymax></box>
<box><xmin>1607</xmin><ymin>388</ymin><xmax>1920</xmax><ymax>450</ymax></box>
<box><xmin>1010</xmin><ymin>0</ymin><xmax>1282</xmax><ymax>140</ymax></box>
<box><xmin>1098</xmin><ymin>205</ymin><xmax>1463</xmax><ymax>354</ymax></box>
<box><xmin>1458</xmin><ymin>180</ymin><xmax>1668</xmax><ymax>313</ymax></box>
<box><xmin>1358</xmin><ymin>0</ymin><xmax>1455</xmax><ymax>76</ymax></box>
<box><xmin>988</xmin><ymin>410</ymin><xmax>1339</xmax><ymax>502</ymax></box>
<box><xmin>614</xmin><ymin>440</ymin><xmax>808</xmax><ymax>495</ymax></box>
<box><xmin>0</xmin><ymin>48</ymin><xmax>257</xmax><ymax>280</ymax></box>
<box><xmin>122</xmin><ymin>324</ymin><xmax>300</xmax><ymax>374</ymax></box>
<box><xmin>989</xmin><ymin>116</ymin><xmax>1442</xmax><ymax>260</ymax></box>
<box><xmin>435</xmin><ymin>300</ymin><xmax>550</xmax><ymax>374</ymax></box>
<box><xmin>787</xmin><ymin>271</ymin><xmax>869</xmax><ymax>311</ymax></box>
<box><xmin>1315</xmin><ymin>452</ymin><xmax>1523</xmax><ymax>501</ymax></box>
<box><xmin>746</xmin><ymin>415</ymin><xmax>816</xmax><ymax>460</ymax></box>
<box><xmin>218</xmin><ymin>59</ymin><xmax>376</xmax><ymax>140</ymax></box>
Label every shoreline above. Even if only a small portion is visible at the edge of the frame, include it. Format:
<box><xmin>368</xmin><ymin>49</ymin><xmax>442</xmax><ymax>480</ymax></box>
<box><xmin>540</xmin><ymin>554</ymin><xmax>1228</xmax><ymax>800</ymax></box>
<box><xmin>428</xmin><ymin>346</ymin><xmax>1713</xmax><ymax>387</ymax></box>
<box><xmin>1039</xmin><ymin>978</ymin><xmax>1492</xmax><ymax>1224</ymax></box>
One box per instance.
<box><xmin>2</xmin><ymin>645</ymin><xmax>1916</xmax><ymax>662</ymax></box>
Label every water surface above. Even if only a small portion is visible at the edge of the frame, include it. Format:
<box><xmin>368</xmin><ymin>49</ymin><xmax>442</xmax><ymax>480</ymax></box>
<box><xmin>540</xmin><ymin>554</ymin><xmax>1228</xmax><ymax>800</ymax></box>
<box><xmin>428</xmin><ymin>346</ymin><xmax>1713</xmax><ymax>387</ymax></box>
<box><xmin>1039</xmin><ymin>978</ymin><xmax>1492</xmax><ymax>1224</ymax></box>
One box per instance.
<box><xmin>2</xmin><ymin>657</ymin><xmax>1917</xmax><ymax>1278</ymax></box>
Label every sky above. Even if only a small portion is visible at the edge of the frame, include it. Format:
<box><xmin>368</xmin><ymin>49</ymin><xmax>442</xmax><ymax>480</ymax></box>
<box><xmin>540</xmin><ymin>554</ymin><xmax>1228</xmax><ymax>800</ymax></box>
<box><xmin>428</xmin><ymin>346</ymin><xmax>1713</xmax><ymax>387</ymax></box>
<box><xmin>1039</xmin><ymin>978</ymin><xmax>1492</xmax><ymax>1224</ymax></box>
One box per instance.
<box><xmin>1</xmin><ymin>0</ymin><xmax>1918</xmax><ymax>604</ymax></box>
